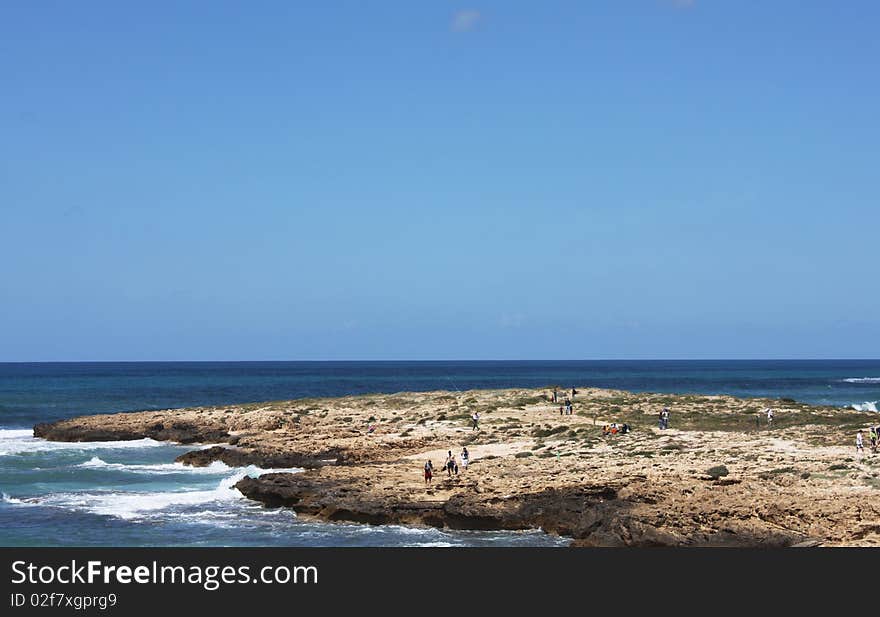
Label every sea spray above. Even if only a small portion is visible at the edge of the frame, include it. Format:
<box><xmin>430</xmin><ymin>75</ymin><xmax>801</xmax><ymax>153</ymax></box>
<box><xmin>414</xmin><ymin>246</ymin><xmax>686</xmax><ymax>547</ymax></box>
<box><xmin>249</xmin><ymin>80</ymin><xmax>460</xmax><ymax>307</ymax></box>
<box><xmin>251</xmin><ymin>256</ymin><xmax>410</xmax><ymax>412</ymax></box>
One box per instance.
<box><xmin>14</xmin><ymin>464</ymin><xmax>303</xmax><ymax>520</ymax></box>
<box><xmin>851</xmin><ymin>401</ymin><xmax>879</xmax><ymax>412</ymax></box>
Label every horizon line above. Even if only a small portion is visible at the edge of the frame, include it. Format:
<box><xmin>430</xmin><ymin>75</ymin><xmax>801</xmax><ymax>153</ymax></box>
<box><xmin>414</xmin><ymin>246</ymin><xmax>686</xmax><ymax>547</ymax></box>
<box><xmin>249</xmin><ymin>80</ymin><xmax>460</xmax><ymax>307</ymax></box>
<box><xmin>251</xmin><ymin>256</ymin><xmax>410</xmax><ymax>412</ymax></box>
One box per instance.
<box><xmin>1</xmin><ymin>358</ymin><xmax>879</xmax><ymax>364</ymax></box>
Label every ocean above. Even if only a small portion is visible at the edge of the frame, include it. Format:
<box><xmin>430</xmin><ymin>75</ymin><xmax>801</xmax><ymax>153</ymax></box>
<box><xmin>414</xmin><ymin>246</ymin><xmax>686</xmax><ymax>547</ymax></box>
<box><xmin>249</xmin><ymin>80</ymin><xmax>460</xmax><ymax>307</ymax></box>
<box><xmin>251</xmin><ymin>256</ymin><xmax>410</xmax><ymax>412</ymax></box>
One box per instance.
<box><xmin>2</xmin><ymin>360</ymin><xmax>878</xmax><ymax>547</ymax></box>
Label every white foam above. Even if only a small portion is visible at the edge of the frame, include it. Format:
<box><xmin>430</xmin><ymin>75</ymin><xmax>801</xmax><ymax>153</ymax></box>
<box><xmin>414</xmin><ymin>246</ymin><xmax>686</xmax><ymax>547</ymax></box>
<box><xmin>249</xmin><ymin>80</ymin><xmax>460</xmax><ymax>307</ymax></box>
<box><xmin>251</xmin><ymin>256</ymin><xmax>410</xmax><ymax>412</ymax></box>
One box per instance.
<box><xmin>842</xmin><ymin>377</ymin><xmax>880</xmax><ymax>384</ymax></box>
<box><xmin>76</xmin><ymin>457</ymin><xmax>233</xmax><ymax>475</ymax></box>
<box><xmin>0</xmin><ymin>431</ymin><xmax>166</xmax><ymax>456</ymax></box>
<box><xmin>1</xmin><ymin>492</ymin><xmax>29</xmax><ymax>505</ymax></box>
<box><xmin>10</xmin><ymin>465</ymin><xmax>302</xmax><ymax>520</ymax></box>
<box><xmin>851</xmin><ymin>401</ymin><xmax>879</xmax><ymax>412</ymax></box>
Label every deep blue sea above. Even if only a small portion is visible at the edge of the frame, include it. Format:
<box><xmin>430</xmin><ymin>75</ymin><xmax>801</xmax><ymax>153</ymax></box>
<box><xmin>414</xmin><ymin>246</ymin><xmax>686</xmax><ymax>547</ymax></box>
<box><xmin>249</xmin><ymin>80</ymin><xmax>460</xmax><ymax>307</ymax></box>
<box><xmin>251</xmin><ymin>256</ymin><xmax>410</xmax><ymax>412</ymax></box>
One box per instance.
<box><xmin>2</xmin><ymin>360</ymin><xmax>879</xmax><ymax>547</ymax></box>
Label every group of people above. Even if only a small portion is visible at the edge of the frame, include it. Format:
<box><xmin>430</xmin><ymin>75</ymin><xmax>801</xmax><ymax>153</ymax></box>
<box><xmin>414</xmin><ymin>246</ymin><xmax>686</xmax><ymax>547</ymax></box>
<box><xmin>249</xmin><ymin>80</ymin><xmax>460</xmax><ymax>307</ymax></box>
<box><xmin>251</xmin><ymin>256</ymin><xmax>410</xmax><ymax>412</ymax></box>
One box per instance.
<box><xmin>856</xmin><ymin>425</ymin><xmax>880</xmax><ymax>454</ymax></box>
<box><xmin>551</xmin><ymin>387</ymin><xmax>577</xmax><ymax>403</ymax></box>
<box><xmin>424</xmin><ymin>447</ymin><xmax>470</xmax><ymax>484</ymax></box>
<box><xmin>560</xmin><ymin>398</ymin><xmax>573</xmax><ymax>415</ymax></box>
<box><xmin>602</xmin><ymin>422</ymin><xmax>630</xmax><ymax>436</ymax></box>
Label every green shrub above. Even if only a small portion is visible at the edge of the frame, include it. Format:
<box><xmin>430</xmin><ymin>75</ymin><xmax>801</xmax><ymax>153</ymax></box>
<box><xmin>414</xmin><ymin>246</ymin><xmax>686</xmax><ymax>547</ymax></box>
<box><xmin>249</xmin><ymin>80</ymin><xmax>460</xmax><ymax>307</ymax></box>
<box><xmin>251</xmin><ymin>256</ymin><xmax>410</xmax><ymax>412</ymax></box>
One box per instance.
<box><xmin>705</xmin><ymin>465</ymin><xmax>729</xmax><ymax>480</ymax></box>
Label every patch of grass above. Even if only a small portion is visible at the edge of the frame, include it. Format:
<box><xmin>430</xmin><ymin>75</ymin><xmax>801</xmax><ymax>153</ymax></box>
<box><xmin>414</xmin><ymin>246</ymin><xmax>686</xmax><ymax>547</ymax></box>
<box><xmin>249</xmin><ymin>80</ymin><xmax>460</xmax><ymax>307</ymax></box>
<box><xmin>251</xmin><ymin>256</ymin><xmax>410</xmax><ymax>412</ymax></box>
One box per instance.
<box><xmin>514</xmin><ymin>451</ymin><xmax>533</xmax><ymax>458</ymax></box>
<box><xmin>828</xmin><ymin>463</ymin><xmax>849</xmax><ymax>471</ymax></box>
<box><xmin>531</xmin><ymin>425</ymin><xmax>568</xmax><ymax>438</ymax></box>
<box><xmin>705</xmin><ymin>465</ymin><xmax>730</xmax><ymax>480</ymax></box>
<box><xmin>758</xmin><ymin>467</ymin><xmax>798</xmax><ymax>479</ymax></box>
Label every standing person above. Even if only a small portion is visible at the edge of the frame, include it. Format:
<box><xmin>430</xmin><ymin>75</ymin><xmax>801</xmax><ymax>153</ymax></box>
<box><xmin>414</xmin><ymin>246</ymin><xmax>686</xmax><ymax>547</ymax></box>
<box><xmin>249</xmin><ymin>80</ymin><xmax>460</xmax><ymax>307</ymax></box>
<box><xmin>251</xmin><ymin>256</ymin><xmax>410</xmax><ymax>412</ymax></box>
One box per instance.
<box><xmin>471</xmin><ymin>411</ymin><xmax>480</xmax><ymax>431</ymax></box>
<box><xmin>870</xmin><ymin>426</ymin><xmax>878</xmax><ymax>452</ymax></box>
<box><xmin>571</xmin><ymin>387</ymin><xmax>577</xmax><ymax>399</ymax></box>
<box><xmin>552</xmin><ymin>389</ymin><xmax>558</xmax><ymax>403</ymax></box>
<box><xmin>424</xmin><ymin>460</ymin><xmax>433</xmax><ymax>484</ymax></box>
<box><xmin>658</xmin><ymin>410</ymin><xmax>665</xmax><ymax>430</ymax></box>
<box><xmin>560</xmin><ymin>405</ymin><xmax>564</xmax><ymax>416</ymax></box>
<box><xmin>445</xmin><ymin>451</ymin><xmax>456</xmax><ymax>476</ymax></box>
<box><xmin>766</xmin><ymin>407</ymin><xmax>774</xmax><ymax>427</ymax></box>
<box><xmin>461</xmin><ymin>447</ymin><xmax>469</xmax><ymax>470</ymax></box>
<box><xmin>662</xmin><ymin>408</ymin><xmax>670</xmax><ymax>429</ymax></box>
<box><xmin>857</xmin><ymin>430</ymin><xmax>864</xmax><ymax>454</ymax></box>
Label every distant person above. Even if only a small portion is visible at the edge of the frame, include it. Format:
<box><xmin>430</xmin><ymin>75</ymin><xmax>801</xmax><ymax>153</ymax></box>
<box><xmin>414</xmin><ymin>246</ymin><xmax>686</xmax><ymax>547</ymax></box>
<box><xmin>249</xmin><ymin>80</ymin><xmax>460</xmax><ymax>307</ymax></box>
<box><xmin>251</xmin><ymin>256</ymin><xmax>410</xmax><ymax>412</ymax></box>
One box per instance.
<box><xmin>424</xmin><ymin>460</ymin><xmax>434</xmax><ymax>484</ymax></box>
<box><xmin>552</xmin><ymin>389</ymin><xmax>558</xmax><ymax>403</ymax></box>
<box><xmin>560</xmin><ymin>405</ymin><xmax>564</xmax><ymax>416</ymax></box>
<box><xmin>662</xmin><ymin>408</ymin><xmax>670</xmax><ymax>429</ymax></box>
<box><xmin>471</xmin><ymin>411</ymin><xmax>480</xmax><ymax>431</ymax></box>
<box><xmin>870</xmin><ymin>426</ymin><xmax>878</xmax><ymax>452</ymax></box>
<box><xmin>755</xmin><ymin>412</ymin><xmax>761</xmax><ymax>430</ymax></box>
<box><xmin>461</xmin><ymin>447</ymin><xmax>469</xmax><ymax>469</ymax></box>
<box><xmin>571</xmin><ymin>387</ymin><xmax>577</xmax><ymax>399</ymax></box>
<box><xmin>445</xmin><ymin>451</ymin><xmax>456</xmax><ymax>476</ymax></box>
<box><xmin>766</xmin><ymin>408</ymin><xmax>774</xmax><ymax>427</ymax></box>
<box><xmin>857</xmin><ymin>430</ymin><xmax>864</xmax><ymax>454</ymax></box>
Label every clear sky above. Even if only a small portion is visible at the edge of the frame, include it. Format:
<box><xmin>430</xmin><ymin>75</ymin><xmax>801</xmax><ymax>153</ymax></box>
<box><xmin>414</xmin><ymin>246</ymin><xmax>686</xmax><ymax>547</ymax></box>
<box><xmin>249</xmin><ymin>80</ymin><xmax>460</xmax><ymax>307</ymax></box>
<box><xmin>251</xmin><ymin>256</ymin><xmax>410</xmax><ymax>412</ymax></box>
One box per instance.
<box><xmin>1</xmin><ymin>1</ymin><xmax>878</xmax><ymax>361</ymax></box>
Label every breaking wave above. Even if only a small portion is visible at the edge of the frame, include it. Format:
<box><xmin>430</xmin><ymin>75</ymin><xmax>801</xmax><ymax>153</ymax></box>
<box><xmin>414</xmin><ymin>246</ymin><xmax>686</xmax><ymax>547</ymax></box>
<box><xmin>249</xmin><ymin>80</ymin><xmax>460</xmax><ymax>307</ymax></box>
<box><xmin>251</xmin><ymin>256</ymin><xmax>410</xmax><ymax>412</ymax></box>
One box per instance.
<box><xmin>851</xmin><ymin>401</ymin><xmax>879</xmax><ymax>412</ymax></box>
<box><xmin>6</xmin><ymin>465</ymin><xmax>302</xmax><ymax>521</ymax></box>
<box><xmin>75</xmin><ymin>456</ymin><xmax>233</xmax><ymax>475</ymax></box>
<box><xmin>0</xmin><ymin>429</ymin><xmax>165</xmax><ymax>456</ymax></box>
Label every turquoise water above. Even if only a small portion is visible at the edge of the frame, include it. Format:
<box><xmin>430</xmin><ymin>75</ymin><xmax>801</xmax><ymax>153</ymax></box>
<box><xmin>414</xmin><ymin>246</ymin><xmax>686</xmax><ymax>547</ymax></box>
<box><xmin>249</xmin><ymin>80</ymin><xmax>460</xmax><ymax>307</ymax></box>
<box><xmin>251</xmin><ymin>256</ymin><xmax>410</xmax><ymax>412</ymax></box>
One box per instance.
<box><xmin>1</xmin><ymin>360</ymin><xmax>878</xmax><ymax>546</ymax></box>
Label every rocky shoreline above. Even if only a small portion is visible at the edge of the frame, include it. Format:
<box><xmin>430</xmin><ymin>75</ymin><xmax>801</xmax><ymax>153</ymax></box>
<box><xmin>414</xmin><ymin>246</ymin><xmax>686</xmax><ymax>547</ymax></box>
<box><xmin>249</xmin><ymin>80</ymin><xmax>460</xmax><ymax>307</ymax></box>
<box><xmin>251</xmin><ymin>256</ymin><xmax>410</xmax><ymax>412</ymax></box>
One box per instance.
<box><xmin>32</xmin><ymin>386</ymin><xmax>880</xmax><ymax>546</ymax></box>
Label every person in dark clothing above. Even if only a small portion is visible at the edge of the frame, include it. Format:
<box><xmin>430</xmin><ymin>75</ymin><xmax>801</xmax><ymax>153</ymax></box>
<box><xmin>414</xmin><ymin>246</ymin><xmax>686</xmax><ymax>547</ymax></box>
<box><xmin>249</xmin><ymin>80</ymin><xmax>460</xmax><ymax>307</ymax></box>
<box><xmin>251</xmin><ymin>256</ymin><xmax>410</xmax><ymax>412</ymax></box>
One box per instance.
<box><xmin>445</xmin><ymin>451</ymin><xmax>456</xmax><ymax>476</ymax></box>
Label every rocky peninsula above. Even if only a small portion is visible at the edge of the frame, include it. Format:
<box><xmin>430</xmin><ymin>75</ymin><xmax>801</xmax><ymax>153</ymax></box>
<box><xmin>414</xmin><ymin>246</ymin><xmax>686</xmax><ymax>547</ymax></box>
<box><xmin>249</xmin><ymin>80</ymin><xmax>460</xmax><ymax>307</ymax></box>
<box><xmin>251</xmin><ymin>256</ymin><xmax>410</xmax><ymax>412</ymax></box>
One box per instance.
<box><xmin>33</xmin><ymin>386</ymin><xmax>880</xmax><ymax>546</ymax></box>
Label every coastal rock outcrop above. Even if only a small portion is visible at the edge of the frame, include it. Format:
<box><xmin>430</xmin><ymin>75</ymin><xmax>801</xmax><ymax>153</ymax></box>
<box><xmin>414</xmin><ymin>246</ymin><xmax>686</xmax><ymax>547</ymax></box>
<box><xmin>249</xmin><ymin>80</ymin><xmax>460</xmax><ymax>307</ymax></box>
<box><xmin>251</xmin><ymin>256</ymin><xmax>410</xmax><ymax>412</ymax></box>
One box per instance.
<box><xmin>34</xmin><ymin>417</ymin><xmax>230</xmax><ymax>445</ymax></box>
<box><xmin>175</xmin><ymin>445</ymin><xmax>343</xmax><ymax>469</ymax></box>
<box><xmin>33</xmin><ymin>386</ymin><xmax>880</xmax><ymax>546</ymax></box>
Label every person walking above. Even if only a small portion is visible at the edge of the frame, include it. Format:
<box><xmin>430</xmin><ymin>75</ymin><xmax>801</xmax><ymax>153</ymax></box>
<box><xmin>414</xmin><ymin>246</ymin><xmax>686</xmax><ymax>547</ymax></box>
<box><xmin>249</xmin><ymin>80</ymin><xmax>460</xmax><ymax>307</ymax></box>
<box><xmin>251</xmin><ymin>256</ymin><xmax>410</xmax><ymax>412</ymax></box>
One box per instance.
<box><xmin>857</xmin><ymin>430</ymin><xmax>864</xmax><ymax>454</ymax></box>
<box><xmin>445</xmin><ymin>451</ymin><xmax>456</xmax><ymax>476</ymax></box>
<box><xmin>424</xmin><ymin>460</ymin><xmax>434</xmax><ymax>484</ymax></box>
<box><xmin>662</xmin><ymin>408</ymin><xmax>670</xmax><ymax>429</ymax></box>
<box><xmin>461</xmin><ymin>447</ymin><xmax>469</xmax><ymax>470</ymax></box>
<box><xmin>766</xmin><ymin>407</ymin><xmax>774</xmax><ymax>428</ymax></box>
<box><xmin>471</xmin><ymin>411</ymin><xmax>480</xmax><ymax>431</ymax></box>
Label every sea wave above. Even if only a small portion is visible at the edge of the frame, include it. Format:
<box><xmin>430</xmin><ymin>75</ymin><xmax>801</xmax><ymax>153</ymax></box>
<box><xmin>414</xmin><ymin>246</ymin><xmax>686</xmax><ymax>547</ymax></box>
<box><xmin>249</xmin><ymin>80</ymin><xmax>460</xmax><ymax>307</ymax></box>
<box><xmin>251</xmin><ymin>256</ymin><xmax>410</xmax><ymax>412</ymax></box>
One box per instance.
<box><xmin>0</xmin><ymin>430</ymin><xmax>166</xmax><ymax>456</ymax></box>
<box><xmin>851</xmin><ymin>401</ymin><xmax>879</xmax><ymax>412</ymax></box>
<box><xmin>5</xmin><ymin>465</ymin><xmax>302</xmax><ymax>520</ymax></box>
<box><xmin>75</xmin><ymin>456</ymin><xmax>234</xmax><ymax>475</ymax></box>
<box><xmin>842</xmin><ymin>377</ymin><xmax>880</xmax><ymax>384</ymax></box>
<box><xmin>1</xmin><ymin>492</ymin><xmax>30</xmax><ymax>505</ymax></box>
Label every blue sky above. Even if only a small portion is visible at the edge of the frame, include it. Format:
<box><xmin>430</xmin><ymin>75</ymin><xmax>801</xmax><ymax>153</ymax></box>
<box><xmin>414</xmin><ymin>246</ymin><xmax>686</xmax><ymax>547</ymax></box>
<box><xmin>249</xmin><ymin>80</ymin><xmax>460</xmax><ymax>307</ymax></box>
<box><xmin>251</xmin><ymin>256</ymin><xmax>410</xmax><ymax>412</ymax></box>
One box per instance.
<box><xmin>1</xmin><ymin>1</ymin><xmax>878</xmax><ymax>361</ymax></box>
